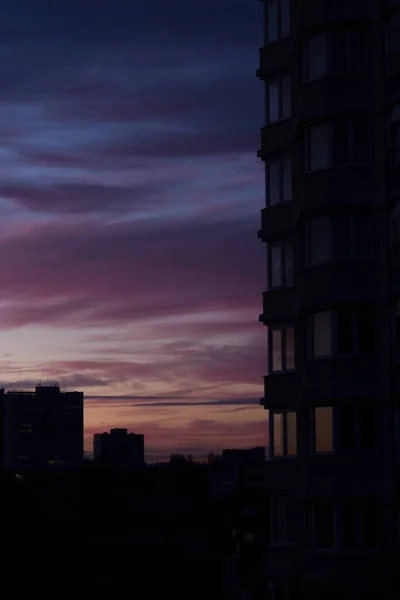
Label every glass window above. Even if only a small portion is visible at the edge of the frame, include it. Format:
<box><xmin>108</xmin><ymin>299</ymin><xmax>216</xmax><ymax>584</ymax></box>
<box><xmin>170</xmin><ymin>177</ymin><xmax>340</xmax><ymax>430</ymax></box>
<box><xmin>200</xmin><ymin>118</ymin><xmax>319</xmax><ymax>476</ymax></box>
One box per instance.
<box><xmin>394</xmin><ymin>300</ymin><xmax>400</xmax><ymax>362</ymax></box>
<box><xmin>286</xmin><ymin>411</ymin><xmax>297</xmax><ymax>456</ymax></box>
<box><xmin>307</xmin><ymin>123</ymin><xmax>330</xmax><ymax>171</ymax></box>
<box><xmin>332</xmin><ymin>29</ymin><xmax>368</xmax><ymax>73</ymax></box>
<box><xmin>272</xmin><ymin>329</ymin><xmax>283</xmax><ymax>371</ymax></box>
<box><xmin>314</xmin><ymin>503</ymin><xmax>335</xmax><ymax>549</ymax></box>
<box><xmin>273</xmin><ymin>413</ymin><xmax>284</xmax><ymax>457</ymax></box>
<box><xmin>314</xmin><ymin>407</ymin><xmax>333</xmax><ymax>453</ymax></box>
<box><xmin>361</xmin><ymin>502</ymin><xmax>377</xmax><ymax>548</ymax></box>
<box><xmin>357</xmin><ymin>308</ymin><xmax>374</xmax><ymax>354</ymax></box>
<box><xmin>351</xmin><ymin>119</ymin><xmax>370</xmax><ymax>163</ymax></box>
<box><xmin>305</xmin><ymin>33</ymin><xmax>328</xmax><ymax>81</ymax></box>
<box><xmin>271</xmin><ymin>411</ymin><xmax>297</xmax><ymax>458</ymax></box>
<box><xmin>269</xmin><ymin>325</ymin><xmax>296</xmax><ymax>372</ymax></box>
<box><xmin>270</xmin><ymin>497</ymin><xmax>288</xmax><ymax>543</ymax></box>
<box><xmin>308</xmin><ymin>215</ymin><xmax>331</xmax><ymax>265</ymax></box>
<box><xmin>269</xmin><ymin>238</ymin><xmax>293</xmax><ymax>289</ymax></box>
<box><xmin>359</xmin><ymin>406</ymin><xmax>375</xmax><ymax>451</ymax></box>
<box><xmin>267</xmin><ymin>0</ymin><xmax>290</xmax><ymax>44</ymax></box>
<box><xmin>338</xmin><ymin>406</ymin><xmax>356</xmax><ymax>451</ymax></box>
<box><xmin>312</xmin><ymin>311</ymin><xmax>332</xmax><ymax>357</ymax></box>
<box><xmin>390</xmin><ymin>105</ymin><xmax>400</xmax><ymax>165</ymax></box>
<box><xmin>267</xmin><ymin>76</ymin><xmax>291</xmax><ymax>124</ymax></box>
<box><xmin>267</xmin><ymin>157</ymin><xmax>292</xmax><ymax>205</ymax></box>
<box><xmin>337</xmin><ymin>308</ymin><xmax>354</xmax><ymax>354</ymax></box>
<box><xmin>341</xmin><ymin>503</ymin><xmax>358</xmax><ymax>550</ymax></box>
<box><xmin>352</xmin><ymin>28</ymin><xmax>368</xmax><ymax>70</ymax></box>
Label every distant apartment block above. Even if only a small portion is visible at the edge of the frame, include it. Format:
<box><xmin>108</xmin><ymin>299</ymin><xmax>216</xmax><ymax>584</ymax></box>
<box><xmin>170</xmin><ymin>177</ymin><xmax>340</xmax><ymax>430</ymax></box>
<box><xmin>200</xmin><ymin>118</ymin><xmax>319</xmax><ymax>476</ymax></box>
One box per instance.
<box><xmin>93</xmin><ymin>428</ymin><xmax>144</xmax><ymax>468</ymax></box>
<box><xmin>0</xmin><ymin>384</ymin><xmax>83</xmax><ymax>468</ymax></box>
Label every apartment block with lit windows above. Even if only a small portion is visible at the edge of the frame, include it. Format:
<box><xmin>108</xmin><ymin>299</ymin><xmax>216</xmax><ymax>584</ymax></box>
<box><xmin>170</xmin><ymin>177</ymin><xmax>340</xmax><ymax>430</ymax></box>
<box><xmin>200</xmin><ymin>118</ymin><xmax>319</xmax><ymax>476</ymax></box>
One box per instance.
<box><xmin>258</xmin><ymin>0</ymin><xmax>400</xmax><ymax>598</ymax></box>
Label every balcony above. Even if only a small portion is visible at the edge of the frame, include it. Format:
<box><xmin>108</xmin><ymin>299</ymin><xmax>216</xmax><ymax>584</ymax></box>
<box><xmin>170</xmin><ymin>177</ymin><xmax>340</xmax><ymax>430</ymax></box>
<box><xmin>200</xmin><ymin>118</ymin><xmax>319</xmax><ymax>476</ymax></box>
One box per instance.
<box><xmin>300</xmin><ymin>261</ymin><xmax>375</xmax><ymax>308</ymax></box>
<box><xmin>257</xmin><ymin>40</ymin><xmax>292</xmax><ymax>80</ymax></box>
<box><xmin>298</xmin><ymin>74</ymin><xmax>377</xmax><ymax>124</ymax></box>
<box><xmin>261</xmin><ymin>373</ymin><xmax>301</xmax><ymax>410</ymax></box>
<box><xmin>261</xmin><ymin>288</ymin><xmax>299</xmax><ymax>324</ymax></box>
<box><xmin>258</xmin><ymin>120</ymin><xmax>294</xmax><ymax>160</ymax></box>
<box><xmin>259</xmin><ymin>202</ymin><xmax>297</xmax><ymax>241</ymax></box>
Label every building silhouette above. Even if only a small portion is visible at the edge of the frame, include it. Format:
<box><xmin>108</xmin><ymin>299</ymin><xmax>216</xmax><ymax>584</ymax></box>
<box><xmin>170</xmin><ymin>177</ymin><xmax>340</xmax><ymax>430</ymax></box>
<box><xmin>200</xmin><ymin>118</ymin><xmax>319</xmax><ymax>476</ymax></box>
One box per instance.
<box><xmin>0</xmin><ymin>384</ymin><xmax>83</xmax><ymax>468</ymax></box>
<box><xmin>257</xmin><ymin>1</ymin><xmax>400</xmax><ymax>598</ymax></box>
<box><xmin>93</xmin><ymin>428</ymin><xmax>144</xmax><ymax>468</ymax></box>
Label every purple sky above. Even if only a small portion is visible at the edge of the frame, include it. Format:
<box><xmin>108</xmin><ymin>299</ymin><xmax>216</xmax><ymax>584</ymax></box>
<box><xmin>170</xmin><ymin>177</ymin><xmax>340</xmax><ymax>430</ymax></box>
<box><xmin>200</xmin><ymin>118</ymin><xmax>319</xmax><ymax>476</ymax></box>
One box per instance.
<box><xmin>0</xmin><ymin>0</ymin><xmax>266</xmax><ymax>461</ymax></box>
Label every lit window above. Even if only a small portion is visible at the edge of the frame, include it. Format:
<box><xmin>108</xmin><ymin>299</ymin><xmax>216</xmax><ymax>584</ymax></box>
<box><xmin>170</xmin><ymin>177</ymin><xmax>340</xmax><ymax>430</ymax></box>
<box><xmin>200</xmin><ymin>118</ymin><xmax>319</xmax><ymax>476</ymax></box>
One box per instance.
<box><xmin>310</xmin><ymin>308</ymin><xmax>375</xmax><ymax>358</ymax></box>
<box><xmin>268</xmin><ymin>238</ymin><xmax>293</xmax><ymax>289</ymax></box>
<box><xmin>314</xmin><ymin>407</ymin><xmax>334</xmax><ymax>453</ymax></box>
<box><xmin>270</xmin><ymin>497</ymin><xmax>289</xmax><ymax>544</ymax></box>
<box><xmin>266</xmin><ymin>157</ymin><xmax>292</xmax><ymax>205</ymax></box>
<box><xmin>271</xmin><ymin>411</ymin><xmax>297</xmax><ymax>458</ymax></box>
<box><xmin>266</xmin><ymin>76</ymin><xmax>291</xmax><ymax>124</ymax></box>
<box><xmin>269</xmin><ymin>325</ymin><xmax>295</xmax><ymax>372</ymax></box>
<box><xmin>266</xmin><ymin>0</ymin><xmax>290</xmax><ymax>44</ymax></box>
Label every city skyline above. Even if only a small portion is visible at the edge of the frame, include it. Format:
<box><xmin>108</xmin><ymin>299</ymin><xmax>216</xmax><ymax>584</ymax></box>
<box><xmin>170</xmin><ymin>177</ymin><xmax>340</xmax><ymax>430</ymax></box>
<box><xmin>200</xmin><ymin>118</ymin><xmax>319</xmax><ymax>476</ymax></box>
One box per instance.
<box><xmin>0</xmin><ymin>0</ymin><xmax>265</xmax><ymax>461</ymax></box>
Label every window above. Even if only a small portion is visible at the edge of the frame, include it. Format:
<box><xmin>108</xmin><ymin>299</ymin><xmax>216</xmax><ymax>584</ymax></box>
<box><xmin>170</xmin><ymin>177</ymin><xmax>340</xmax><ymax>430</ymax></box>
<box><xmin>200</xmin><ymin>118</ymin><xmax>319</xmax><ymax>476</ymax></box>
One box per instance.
<box><xmin>338</xmin><ymin>405</ymin><xmax>376</xmax><ymax>452</ymax></box>
<box><xmin>306</xmin><ymin>215</ymin><xmax>331</xmax><ymax>265</ymax></box>
<box><xmin>266</xmin><ymin>76</ymin><xmax>291</xmax><ymax>124</ymax></box>
<box><xmin>306</xmin><ymin>123</ymin><xmax>330</xmax><ymax>171</ymax></box>
<box><xmin>304</xmin><ymin>33</ymin><xmax>328</xmax><ymax>82</ymax></box>
<box><xmin>337</xmin><ymin>307</ymin><xmax>374</xmax><ymax>355</ymax></box>
<box><xmin>270</xmin><ymin>497</ymin><xmax>289</xmax><ymax>543</ymax></box>
<box><xmin>390</xmin><ymin>105</ymin><xmax>400</xmax><ymax>166</ymax></box>
<box><xmin>314</xmin><ymin>407</ymin><xmax>334</xmax><ymax>453</ymax></box>
<box><xmin>313</xmin><ymin>503</ymin><xmax>335</xmax><ymax>550</ymax></box>
<box><xmin>390</xmin><ymin>201</ymin><xmax>400</xmax><ymax>246</ymax></box>
<box><xmin>269</xmin><ymin>325</ymin><xmax>295</xmax><ymax>372</ymax></box>
<box><xmin>268</xmin><ymin>238</ymin><xmax>293</xmax><ymax>289</ymax></box>
<box><xmin>266</xmin><ymin>157</ymin><xmax>292</xmax><ymax>205</ymax></box>
<box><xmin>306</xmin><ymin>119</ymin><xmax>370</xmax><ymax>172</ymax></box>
<box><xmin>386</xmin><ymin>12</ymin><xmax>400</xmax><ymax>57</ymax></box>
<box><xmin>309</xmin><ymin>308</ymin><xmax>375</xmax><ymax>358</ymax></box>
<box><xmin>304</xmin><ymin>29</ymin><xmax>367</xmax><ymax>83</ymax></box>
<box><xmin>332</xmin><ymin>29</ymin><xmax>368</xmax><ymax>73</ymax></box>
<box><xmin>394</xmin><ymin>300</ymin><xmax>400</xmax><ymax>362</ymax></box>
<box><xmin>266</xmin><ymin>0</ymin><xmax>290</xmax><ymax>44</ymax></box>
<box><xmin>311</xmin><ymin>311</ymin><xmax>332</xmax><ymax>357</ymax></box>
<box><xmin>340</xmin><ymin>502</ymin><xmax>377</xmax><ymax>550</ymax></box>
<box><xmin>271</xmin><ymin>411</ymin><xmax>297</xmax><ymax>457</ymax></box>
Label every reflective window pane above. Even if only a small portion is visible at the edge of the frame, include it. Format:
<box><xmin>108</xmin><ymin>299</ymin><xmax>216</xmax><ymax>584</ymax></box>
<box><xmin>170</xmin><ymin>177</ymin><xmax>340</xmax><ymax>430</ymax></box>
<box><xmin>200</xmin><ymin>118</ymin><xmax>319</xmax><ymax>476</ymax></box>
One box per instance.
<box><xmin>268</xmin><ymin>161</ymin><xmax>281</xmax><ymax>205</ymax></box>
<box><xmin>308</xmin><ymin>123</ymin><xmax>330</xmax><ymax>171</ymax></box>
<box><xmin>271</xmin><ymin>497</ymin><xmax>287</xmax><ymax>542</ymax></box>
<box><xmin>273</xmin><ymin>413</ymin><xmax>284</xmax><ymax>456</ymax></box>
<box><xmin>285</xmin><ymin>326</ymin><xmax>295</xmax><ymax>370</ymax></box>
<box><xmin>309</xmin><ymin>216</ymin><xmax>331</xmax><ymax>264</ymax></box>
<box><xmin>268</xmin><ymin>80</ymin><xmax>280</xmax><ymax>123</ymax></box>
<box><xmin>313</xmin><ymin>311</ymin><xmax>332</xmax><ymax>357</ymax></box>
<box><xmin>284</xmin><ymin>239</ymin><xmax>293</xmax><ymax>286</ymax></box>
<box><xmin>314</xmin><ymin>503</ymin><xmax>335</xmax><ymax>549</ymax></box>
<box><xmin>267</xmin><ymin>1</ymin><xmax>279</xmax><ymax>43</ymax></box>
<box><xmin>272</xmin><ymin>329</ymin><xmax>283</xmax><ymax>371</ymax></box>
<box><xmin>286</xmin><ymin>412</ymin><xmax>297</xmax><ymax>456</ymax></box>
<box><xmin>270</xmin><ymin>244</ymin><xmax>282</xmax><ymax>287</ymax></box>
<box><xmin>280</xmin><ymin>0</ymin><xmax>290</xmax><ymax>38</ymax></box>
<box><xmin>281</xmin><ymin>76</ymin><xmax>291</xmax><ymax>120</ymax></box>
<box><xmin>314</xmin><ymin>407</ymin><xmax>334</xmax><ymax>453</ymax></box>
<box><xmin>307</xmin><ymin>33</ymin><xmax>328</xmax><ymax>81</ymax></box>
<box><xmin>282</xmin><ymin>158</ymin><xmax>292</xmax><ymax>201</ymax></box>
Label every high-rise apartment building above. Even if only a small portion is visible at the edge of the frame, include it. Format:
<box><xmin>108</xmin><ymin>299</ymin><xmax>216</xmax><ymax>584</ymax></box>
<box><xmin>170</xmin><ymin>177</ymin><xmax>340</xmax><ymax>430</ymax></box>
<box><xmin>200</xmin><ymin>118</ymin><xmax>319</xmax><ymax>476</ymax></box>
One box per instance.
<box><xmin>0</xmin><ymin>385</ymin><xmax>83</xmax><ymax>468</ymax></box>
<box><xmin>258</xmin><ymin>1</ymin><xmax>400</xmax><ymax>598</ymax></box>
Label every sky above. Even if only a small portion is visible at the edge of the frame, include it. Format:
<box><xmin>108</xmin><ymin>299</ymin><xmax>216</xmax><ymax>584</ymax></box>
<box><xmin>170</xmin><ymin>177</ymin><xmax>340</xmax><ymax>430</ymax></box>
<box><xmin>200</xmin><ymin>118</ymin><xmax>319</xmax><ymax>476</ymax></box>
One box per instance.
<box><xmin>0</xmin><ymin>0</ymin><xmax>266</xmax><ymax>461</ymax></box>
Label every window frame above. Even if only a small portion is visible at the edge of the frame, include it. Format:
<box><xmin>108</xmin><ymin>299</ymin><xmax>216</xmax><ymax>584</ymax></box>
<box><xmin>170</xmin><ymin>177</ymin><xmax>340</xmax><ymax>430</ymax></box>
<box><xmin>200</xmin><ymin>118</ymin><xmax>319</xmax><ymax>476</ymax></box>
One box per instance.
<box><xmin>266</xmin><ymin>0</ymin><xmax>290</xmax><ymax>45</ymax></box>
<box><xmin>309</xmin><ymin>308</ymin><xmax>375</xmax><ymax>359</ymax></box>
<box><xmin>268</xmin><ymin>237</ymin><xmax>294</xmax><ymax>290</ymax></box>
<box><xmin>268</xmin><ymin>324</ymin><xmax>296</xmax><ymax>373</ymax></box>
<box><xmin>266</xmin><ymin>156</ymin><xmax>292</xmax><ymax>206</ymax></box>
<box><xmin>339</xmin><ymin>501</ymin><xmax>377</xmax><ymax>551</ymax></box>
<box><xmin>312</xmin><ymin>502</ymin><xmax>338</xmax><ymax>551</ymax></box>
<box><xmin>270</xmin><ymin>410</ymin><xmax>297</xmax><ymax>458</ymax></box>
<box><xmin>312</xmin><ymin>406</ymin><xmax>334</xmax><ymax>455</ymax></box>
<box><xmin>266</xmin><ymin>75</ymin><xmax>291</xmax><ymax>125</ymax></box>
<box><xmin>337</xmin><ymin>404</ymin><xmax>376</xmax><ymax>453</ymax></box>
<box><xmin>303</xmin><ymin>32</ymin><xmax>329</xmax><ymax>83</ymax></box>
<box><xmin>389</xmin><ymin>105</ymin><xmax>400</xmax><ymax>167</ymax></box>
<box><xmin>305</xmin><ymin>119</ymin><xmax>370</xmax><ymax>173</ymax></box>
<box><xmin>270</xmin><ymin>496</ymin><xmax>289</xmax><ymax>545</ymax></box>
